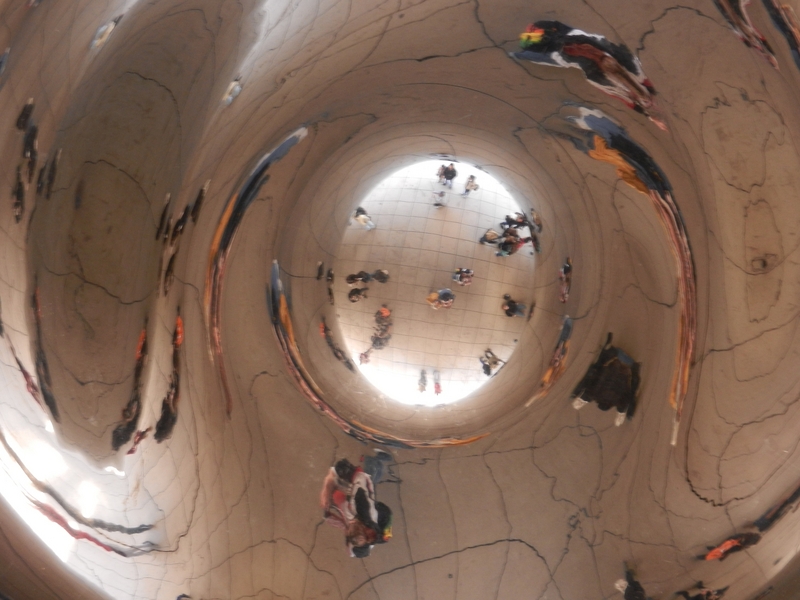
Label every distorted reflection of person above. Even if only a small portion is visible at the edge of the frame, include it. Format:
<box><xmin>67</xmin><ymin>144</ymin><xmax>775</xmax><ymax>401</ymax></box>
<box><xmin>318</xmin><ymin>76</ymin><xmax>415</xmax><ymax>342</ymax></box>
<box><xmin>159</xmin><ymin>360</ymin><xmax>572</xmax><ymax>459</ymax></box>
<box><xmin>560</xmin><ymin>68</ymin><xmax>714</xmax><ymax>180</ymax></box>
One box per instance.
<box><xmin>348</xmin><ymin>287</ymin><xmax>368</xmax><ymax>302</ymax></box>
<box><xmin>426</xmin><ymin>289</ymin><xmax>455</xmax><ymax>309</ymax></box>
<box><xmin>513</xmin><ymin>20</ymin><xmax>667</xmax><ymax>129</ymax></box>
<box><xmin>501</xmin><ymin>212</ymin><xmax>530</xmax><ymax>231</ymax></box>
<box><xmin>442</xmin><ymin>163</ymin><xmax>457</xmax><ymax>188</ymax></box>
<box><xmin>0</xmin><ymin>47</ymin><xmax>9</xmax><ymax>78</ymax></box>
<box><xmin>571</xmin><ymin>333</ymin><xmax>640</xmax><ymax>426</ymax></box>
<box><xmin>436</xmin><ymin>164</ymin><xmax>445</xmax><ymax>184</ymax></box>
<box><xmin>462</xmin><ymin>174</ymin><xmax>479</xmax><ymax>196</ymax></box>
<box><xmin>496</xmin><ymin>228</ymin><xmax>532</xmax><ymax>256</ymax></box>
<box><xmin>346</xmin><ymin>271</ymin><xmax>372</xmax><ymax>285</ymax></box>
<box><xmin>433</xmin><ymin>370</ymin><xmax>442</xmax><ymax>395</ymax></box>
<box><xmin>559</xmin><ymin>257</ymin><xmax>572</xmax><ymax>302</ymax></box>
<box><xmin>698</xmin><ymin>532</ymin><xmax>761</xmax><ymax>561</ymax></box>
<box><xmin>432</xmin><ymin>190</ymin><xmax>447</xmax><ymax>208</ymax></box>
<box><xmin>754</xmin><ymin>480</ymin><xmax>800</xmax><ymax>532</ymax></box>
<box><xmin>501</xmin><ymin>294</ymin><xmax>527</xmax><ymax>317</ymax></box>
<box><xmin>675</xmin><ymin>582</ymin><xmax>729</xmax><ymax>600</ymax></box>
<box><xmin>432</xmin><ymin>288</ymin><xmax>455</xmax><ymax>309</ymax></box>
<box><xmin>478</xmin><ymin>228</ymin><xmax>501</xmax><ymax>245</ymax></box>
<box><xmin>418</xmin><ymin>369</ymin><xmax>427</xmax><ymax>392</ymax></box>
<box><xmin>530</xmin><ymin>209</ymin><xmax>543</xmax><ymax>233</ymax></box>
<box><xmin>359</xmin><ymin>349</ymin><xmax>372</xmax><ymax>365</ymax></box>
<box><xmin>370</xmin><ymin>306</ymin><xmax>392</xmax><ymax>350</ymax></box>
<box><xmin>372</xmin><ymin>269</ymin><xmax>389</xmax><ymax>283</ymax></box>
<box><xmin>375</xmin><ymin>304</ymin><xmax>391</xmax><ymax>325</ymax></box>
<box><xmin>320</xmin><ymin>454</ymin><xmax>393</xmax><ymax>558</ymax></box>
<box><xmin>614</xmin><ymin>563</ymin><xmax>651</xmax><ymax>600</ymax></box>
<box><xmin>452</xmin><ymin>268</ymin><xmax>473</xmax><ymax>286</ymax></box>
<box><xmin>480</xmin><ymin>349</ymin><xmax>505</xmax><ymax>376</ymax></box>
<box><xmin>353</xmin><ymin>206</ymin><xmax>376</xmax><ymax>230</ymax></box>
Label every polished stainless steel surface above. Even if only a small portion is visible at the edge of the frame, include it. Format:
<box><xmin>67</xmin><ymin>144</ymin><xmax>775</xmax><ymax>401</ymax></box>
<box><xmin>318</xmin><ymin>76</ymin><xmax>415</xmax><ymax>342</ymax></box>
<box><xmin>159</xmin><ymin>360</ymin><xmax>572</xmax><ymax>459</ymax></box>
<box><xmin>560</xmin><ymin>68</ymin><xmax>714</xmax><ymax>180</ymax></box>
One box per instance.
<box><xmin>1</xmin><ymin>1</ymin><xmax>800</xmax><ymax>598</ymax></box>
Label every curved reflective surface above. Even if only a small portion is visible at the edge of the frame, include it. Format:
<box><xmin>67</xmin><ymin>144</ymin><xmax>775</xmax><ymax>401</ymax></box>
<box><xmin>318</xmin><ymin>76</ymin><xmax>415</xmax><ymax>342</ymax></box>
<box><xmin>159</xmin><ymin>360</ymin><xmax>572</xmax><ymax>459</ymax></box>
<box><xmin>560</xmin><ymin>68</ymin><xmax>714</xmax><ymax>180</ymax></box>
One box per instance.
<box><xmin>1</xmin><ymin>0</ymin><xmax>800</xmax><ymax>598</ymax></box>
<box><xmin>336</xmin><ymin>160</ymin><xmax>535</xmax><ymax>406</ymax></box>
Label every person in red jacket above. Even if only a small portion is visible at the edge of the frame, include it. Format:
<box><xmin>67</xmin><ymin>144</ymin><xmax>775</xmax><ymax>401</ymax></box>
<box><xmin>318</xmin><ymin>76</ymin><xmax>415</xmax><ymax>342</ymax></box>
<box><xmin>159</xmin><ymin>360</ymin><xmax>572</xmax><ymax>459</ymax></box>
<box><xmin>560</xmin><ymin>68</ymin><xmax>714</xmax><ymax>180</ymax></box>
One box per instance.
<box><xmin>698</xmin><ymin>532</ymin><xmax>761</xmax><ymax>561</ymax></box>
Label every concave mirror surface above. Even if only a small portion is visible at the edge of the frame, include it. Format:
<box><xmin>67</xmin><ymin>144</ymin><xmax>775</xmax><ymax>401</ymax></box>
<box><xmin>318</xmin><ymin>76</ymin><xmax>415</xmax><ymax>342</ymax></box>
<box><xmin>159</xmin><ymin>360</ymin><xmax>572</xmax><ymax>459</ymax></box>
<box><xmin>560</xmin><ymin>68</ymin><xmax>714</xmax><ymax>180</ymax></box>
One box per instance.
<box><xmin>333</xmin><ymin>160</ymin><xmax>537</xmax><ymax>406</ymax></box>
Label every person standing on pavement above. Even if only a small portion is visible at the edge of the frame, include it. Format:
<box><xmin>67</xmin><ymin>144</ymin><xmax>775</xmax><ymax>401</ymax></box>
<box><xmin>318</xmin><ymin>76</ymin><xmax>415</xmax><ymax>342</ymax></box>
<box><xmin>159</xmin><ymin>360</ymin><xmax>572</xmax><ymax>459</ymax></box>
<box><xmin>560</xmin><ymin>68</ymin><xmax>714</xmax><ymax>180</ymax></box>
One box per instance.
<box><xmin>442</xmin><ymin>163</ymin><xmax>457</xmax><ymax>188</ymax></box>
<box><xmin>502</xmin><ymin>294</ymin><xmax>527</xmax><ymax>317</ymax></box>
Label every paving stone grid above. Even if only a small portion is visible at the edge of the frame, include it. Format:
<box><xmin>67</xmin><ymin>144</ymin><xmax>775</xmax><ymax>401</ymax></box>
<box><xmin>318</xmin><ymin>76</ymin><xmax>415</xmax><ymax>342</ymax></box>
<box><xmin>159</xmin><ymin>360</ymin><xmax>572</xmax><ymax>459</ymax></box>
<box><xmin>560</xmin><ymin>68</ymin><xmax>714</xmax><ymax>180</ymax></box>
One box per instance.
<box><xmin>334</xmin><ymin>161</ymin><xmax>537</xmax><ymax>405</ymax></box>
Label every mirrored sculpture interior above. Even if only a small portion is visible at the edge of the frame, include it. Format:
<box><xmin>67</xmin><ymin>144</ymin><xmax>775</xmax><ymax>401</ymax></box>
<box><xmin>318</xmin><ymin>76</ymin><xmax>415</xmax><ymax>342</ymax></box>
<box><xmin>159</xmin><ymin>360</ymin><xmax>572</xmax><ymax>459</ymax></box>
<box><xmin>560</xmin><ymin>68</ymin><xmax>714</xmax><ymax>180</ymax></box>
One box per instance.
<box><xmin>1</xmin><ymin>0</ymin><xmax>800</xmax><ymax>598</ymax></box>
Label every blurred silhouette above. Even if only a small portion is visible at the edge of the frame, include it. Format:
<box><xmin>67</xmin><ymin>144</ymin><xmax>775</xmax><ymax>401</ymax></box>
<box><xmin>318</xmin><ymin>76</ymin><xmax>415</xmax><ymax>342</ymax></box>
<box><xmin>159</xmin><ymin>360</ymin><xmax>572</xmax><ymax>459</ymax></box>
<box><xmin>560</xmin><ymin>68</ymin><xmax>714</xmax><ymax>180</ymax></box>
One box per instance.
<box><xmin>613</xmin><ymin>563</ymin><xmax>651</xmax><ymax>600</ymax></box>
<box><xmin>479</xmin><ymin>228</ymin><xmax>501</xmax><ymax>245</ymax></box>
<box><xmin>353</xmin><ymin>206</ymin><xmax>376</xmax><ymax>230</ymax></box>
<box><xmin>190</xmin><ymin>179</ymin><xmax>209</xmax><ymax>223</ymax></box>
<box><xmin>348</xmin><ymin>287</ymin><xmax>368</xmax><ymax>302</ymax></box>
<box><xmin>171</xmin><ymin>205</ymin><xmax>191</xmax><ymax>244</ymax></box>
<box><xmin>442</xmin><ymin>163</ymin><xmax>457</xmax><ymax>188</ymax></box>
<box><xmin>502</xmin><ymin>294</ymin><xmax>527</xmax><ymax>317</ymax></box>
<box><xmin>156</xmin><ymin>193</ymin><xmax>171</xmax><ymax>240</ymax></box>
<box><xmin>320</xmin><ymin>318</ymin><xmax>355</xmax><ymax>372</ymax></box>
<box><xmin>320</xmin><ymin>457</ymin><xmax>393</xmax><ymax>558</ymax></box>
<box><xmin>346</xmin><ymin>271</ymin><xmax>373</xmax><ymax>285</ymax></box>
<box><xmin>12</xmin><ymin>164</ymin><xmax>24</xmax><ymax>222</ymax></box>
<box><xmin>452</xmin><ymin>268</ymin><xmax>473</xmax><ymax>286</ymax></box>
<box><xmin>571</xmin><ymin>333</ymin><xmax>640</xmax><ymax>426</ymax></box>
<box><xmin>754</xmin><ymin>480</ymin><xmax>800</xmax><ymax>532</ymax></box>
<box><xmin>112</xmin><ymin>322</ymin><xmax>148</xmax><ymax>451</ymax></box>
<box><xmin>126</xmin><ymin>427</ymin><xmax>151</xmax><ymax>455</ymax></box>
<box><xmin>15</xmin><ymin>98</ymin><xmax>34</xmax><ymax>131</ymax></box>
<box><xmin>675</xmin><ymin>581</ymin><xmax>729</xmax><ymax>600</ymax></box>
<box><xmin>91</xmin><ymin>15</ymin><xmax>122</xmax><ymax>50</ymax></box>
<box><xmin>45</xmin><ymin>148</ymin><xmax>61</xmax><ymax>199</ymax></box>
<box><xmin>513</xmin><ymin>21</ymin><xmax>666</xmax><ymax>129</ymax></box>
<box><xmin>163</xmin><ymin>254</ymin><xmax>176</xmax><ymax>296</ymax></box>
<box><xmin>713</xmin><ymin>0</ymin><xmax>778</xmax><ymax>68</ymax></box>
<box><xmin>764</xmin><ymin>0</ymin><xmax>800</xmax><ymax>70</ymax></box>
<box><xmin>222</xmin><ymin>77</ymin><xmax>242</xmax><ymax>105</ymax></box>
<box><xmin>155</xmin><ymin>311</ymin><xmax>184</xmax><ymax>442</ymax></box>
<box><xmin>480</xmin><ymin>349</ymin><xmax>505</xmax><ymax>376</ymax></box>
<box><xmin>462</xmin><ymin>174</ymin><xmax>478</xmax><ymax>196</ymax></box>
<box><xmin>559</xmin><ymin>257</ymin><xmax>572</xmax><ymax>302</ymax></box>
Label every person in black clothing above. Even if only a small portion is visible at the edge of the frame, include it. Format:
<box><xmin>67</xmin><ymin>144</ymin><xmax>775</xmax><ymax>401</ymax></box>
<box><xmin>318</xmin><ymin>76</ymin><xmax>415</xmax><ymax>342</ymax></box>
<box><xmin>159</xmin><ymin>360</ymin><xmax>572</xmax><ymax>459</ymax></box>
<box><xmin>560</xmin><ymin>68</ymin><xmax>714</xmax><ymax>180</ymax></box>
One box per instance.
<box><xmin>501</xmin><ymin>212</ymin><xmax>530</xmax><ymax>230</ymax></box>
<box><xmin>16</xmin><ymin>99</ymin><xmax>34</xmax><ymax>131</ymax></box>
<box><xmin>502</xmin><ymin>294</ymin><xmax>527</xmax><ymax>317</ymax></box>
<box><xmin>614</xmin><ymin>563</ymin><xmax>651</xmax><ymax>600</ymax></box>
<box><xmin>675</xmin><ymin>581</ymin><xmax>729</xmax><ymax>600</ymax></box>
<box><xmin>348</xmin><ymin>288</ymin><xmax>368</xmax><ymax>302</ymax></box>
<box><xmin>442</xmin><ymin>163</ymin><xmax>457</xmax><ymax>188</ymax></box>
<box><xmin>346</xmin><ymin>271</ymin><xmax>373</xmax><ymax>285</ymax></box>
<box><xmin>372</xmin><ymin>269</ymin><xmax>389</xmax><ymax>283</ymax></box>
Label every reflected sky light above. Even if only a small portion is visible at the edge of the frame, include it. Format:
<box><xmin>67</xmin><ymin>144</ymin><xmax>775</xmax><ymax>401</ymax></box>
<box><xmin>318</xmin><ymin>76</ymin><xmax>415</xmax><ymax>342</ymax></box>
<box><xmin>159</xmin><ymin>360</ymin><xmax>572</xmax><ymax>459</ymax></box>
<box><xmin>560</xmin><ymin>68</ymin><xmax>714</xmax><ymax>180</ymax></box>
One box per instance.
<box><xmin>344</xmin><ymin>160</ymin><xmax>528</xmax><ymax>406</ymax></box>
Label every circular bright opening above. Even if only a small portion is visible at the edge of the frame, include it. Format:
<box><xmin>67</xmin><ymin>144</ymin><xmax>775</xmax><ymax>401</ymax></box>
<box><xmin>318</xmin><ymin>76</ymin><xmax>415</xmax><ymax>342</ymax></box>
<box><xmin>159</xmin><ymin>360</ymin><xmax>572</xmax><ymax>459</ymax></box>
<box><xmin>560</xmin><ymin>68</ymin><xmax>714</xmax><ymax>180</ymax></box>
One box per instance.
<box><xmin>333</xmin><ymin>160</ymin><xmax>537</xmax><ymax>406</ymax></box>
